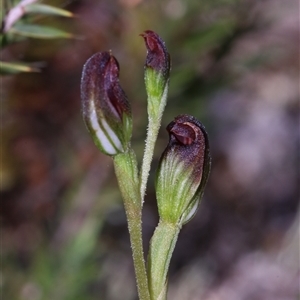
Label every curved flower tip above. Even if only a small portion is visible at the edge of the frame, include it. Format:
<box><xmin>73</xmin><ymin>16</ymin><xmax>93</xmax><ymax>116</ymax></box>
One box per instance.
<box><xmin>81</xmin><ymin>51</ymin><xmax>132</xmax><ymax>156</ymax></box>
<box><xmin>140</xmin><ymin>30</ymin><xmax>170</xmax><ymax>101</ymax></box>
<box><xmin>140</xmin><ymin>30</ymin><xmax>170</xmax><ymax>78</ymax></box>
<box><xmin>155</xmin><ymin>114</ymin><xmax>211</xmax><ymax>225</ymax></box>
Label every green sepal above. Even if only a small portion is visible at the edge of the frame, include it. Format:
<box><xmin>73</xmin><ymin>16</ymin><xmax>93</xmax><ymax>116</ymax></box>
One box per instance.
<box><xmin>156</xmin><ymin>155</ymin><xmax>197</xmax><ymax>224</ymax></box>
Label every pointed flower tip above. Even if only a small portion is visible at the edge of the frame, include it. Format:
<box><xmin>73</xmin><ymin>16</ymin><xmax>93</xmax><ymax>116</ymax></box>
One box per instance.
<box><xmin>81</xmin><ymin>51</ymin><xmax>132</xmax><ymax>156</ymax></box>
<box><xmin>156</xmin><ymin>114</ymin><xmax>211</xmax><ymax>225</ymax></box>
<box><xmin>140</xmin><ymin>30</ymin><xmax>170</xmax><ymax>76</ymax></box>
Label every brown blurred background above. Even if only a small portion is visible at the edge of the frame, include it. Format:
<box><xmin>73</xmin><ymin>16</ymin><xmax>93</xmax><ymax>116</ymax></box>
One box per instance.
<box><xmin>2</xmin><ymin>0</ymin><xmax>299</xmax><ymax>299</ymax></box>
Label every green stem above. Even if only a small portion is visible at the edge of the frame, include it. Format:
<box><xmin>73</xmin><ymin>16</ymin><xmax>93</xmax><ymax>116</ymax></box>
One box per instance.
<box><xmin>147</xmin><ymin>220</ymin><xmax>181</xmax><ymax>300</ymax></box>
<box><xmin>126</xmin><ymin>211</ymin><xmax>150</xmax><ymax>300</ymax></box>
<box><xmin>114</xmin><ymin>150</ymin><xmax>150</xmax><ymax>300</ymax></box>
<box><xmin>139</xmin><ymin>117</ymin><xmax>160</xmax><ymax>202</ymax></box>
<box><xmin>140</xmin><ymin>83</ymin><xmax>169</xmax><ymax>202</ymax></box>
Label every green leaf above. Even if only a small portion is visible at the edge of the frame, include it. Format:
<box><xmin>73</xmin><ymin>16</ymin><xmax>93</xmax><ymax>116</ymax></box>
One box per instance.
<box><xmin>25</xmin><ymin>4</ymin><xmax>74</xmax><ymax>18</ymax></box>
<box><xmin>0</xmin><ymin>61</ymin><xmax>40</xmax><ymax>74</ymax></box>
<box><xmin>10</xmin><ymin>23</ymin><xmax>73</xmax><ymax>39</ymax></box>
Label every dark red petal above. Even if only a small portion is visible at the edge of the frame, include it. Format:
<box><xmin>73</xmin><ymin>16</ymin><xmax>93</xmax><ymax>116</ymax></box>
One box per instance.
<box><xmin>103</xmin><ymin>54</ymin><xmax>131</xmax><ymax>119</ymax></box>
<box><xmin>81</xmin><ymin>51</ymin><xmax>131</xmax><ymax>121</ymax></box>
<box><xmin>140</xmin><ymin>30</ymin><xmax>170</xmax><ymax>76</ymax></box>
<box><xmin>168</xmin><ymin>122</ymin><xmax>196</xmax><ymax>145</ymax></box>
<box><xmin>164</xmin><ymin>115</ymin><xmax>210</xmax><ymax>185</ymax></box>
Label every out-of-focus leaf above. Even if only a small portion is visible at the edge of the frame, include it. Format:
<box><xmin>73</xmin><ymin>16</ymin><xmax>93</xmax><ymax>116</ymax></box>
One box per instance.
<box><xmin>0</xmin><ymin>61</ymin><xmax>39</xmax><ymax>74</ymax></box>
<box><xmin>1</xmin><ymin>0</ymin><xmax>38</xmax><ymax>33</ymax></box>
<box><xmin>184</xmin><ymin>19</ymin><xmax>236</xmax><ymax>51</ymax></box>
<box><xmin>25</xmin><ymin>4</ymin><xmax>74</xmax><ymax>17</ymax></box>
<box><xmin>10</xmin><ymin>23</ymin><xmax>73</xmax><ymax>39</ymax></box>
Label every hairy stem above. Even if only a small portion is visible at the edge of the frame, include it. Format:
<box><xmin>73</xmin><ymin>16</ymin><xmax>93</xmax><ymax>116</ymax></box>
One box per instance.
<box><xmin>139</xmin><ymin>117</ymin><xmax>160</xmax><ymax>202</ymax></box>
<box><xmin>140</xmin><ymin>83</ymin><xmax>169</xmax><ymax>202</ymax></box>
<box><xmin>114</xmin><ymin>150</ymin><xmax>150</xmax><ymax>300</ymax></box>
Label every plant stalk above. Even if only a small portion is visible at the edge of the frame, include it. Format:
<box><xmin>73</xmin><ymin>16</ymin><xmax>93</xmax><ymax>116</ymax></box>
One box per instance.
<box><xmin>139</xmin><ymin>117</ymin><xmax>160</xmax><ymax>202</ymax></box>
<box><xmin>114</xmin><ymin>150</ymin><xmax>150</xmax><ymax>300</ymax></box>
<box><xmin>147</xmin><ymin>220</ymin><xmax>181</xmax><ymax>300</ymax></box>
<box><xmin>140</xmin><ymin>83</ymin><xmax>169</xmax><ymax>203</ymax></box>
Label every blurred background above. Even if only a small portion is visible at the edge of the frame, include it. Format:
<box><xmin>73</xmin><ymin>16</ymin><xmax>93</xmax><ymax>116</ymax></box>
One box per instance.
<box><xmin>1</xmin><ymin>0</ymin><xmax>299</xmax><ymax>299</ymax></box>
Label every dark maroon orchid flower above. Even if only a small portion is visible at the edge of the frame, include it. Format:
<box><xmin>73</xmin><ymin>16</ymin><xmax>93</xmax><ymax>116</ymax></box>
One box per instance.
<box><xmin>155</xmin><ymin>115</ymin><xmax>211</xmax><ymax>225</ymax></box>
<box><xmin>141</xmin><ymin>30</ymin><xmax>170</xmax><ymax>101</ymax></box>
<box><xmin>81</xmin><ymin>52</ymin><xmax>132</xmax><ymax>156</ymax></box>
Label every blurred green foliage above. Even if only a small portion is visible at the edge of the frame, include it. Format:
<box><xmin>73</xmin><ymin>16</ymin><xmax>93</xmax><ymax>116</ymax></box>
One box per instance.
<box><xmin>1</xmin><ymin>0</ymin><xmax>73</xmax><ymax>74</ymax></box>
